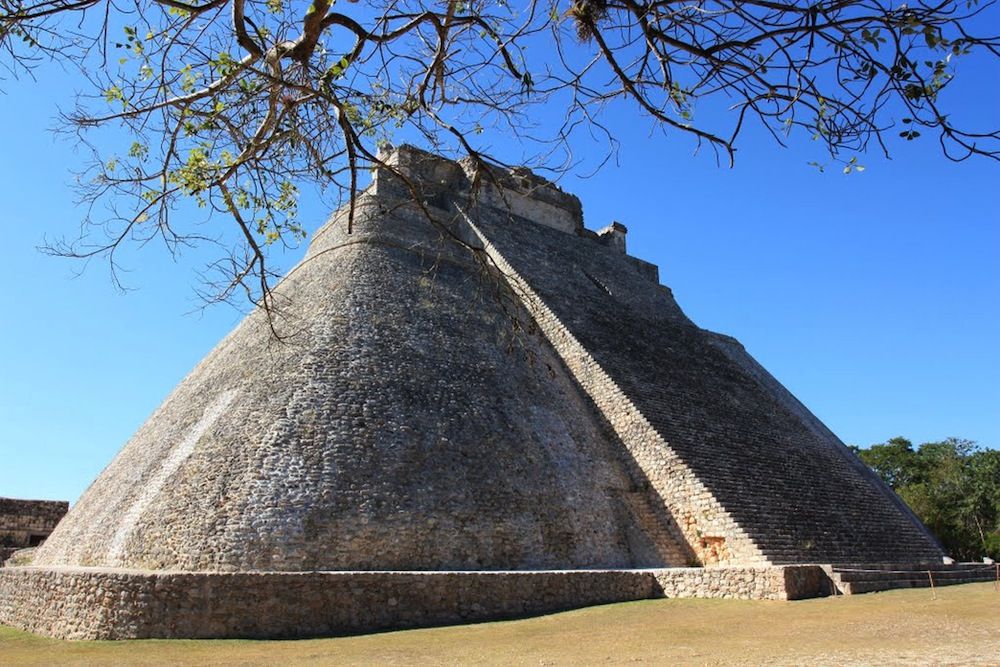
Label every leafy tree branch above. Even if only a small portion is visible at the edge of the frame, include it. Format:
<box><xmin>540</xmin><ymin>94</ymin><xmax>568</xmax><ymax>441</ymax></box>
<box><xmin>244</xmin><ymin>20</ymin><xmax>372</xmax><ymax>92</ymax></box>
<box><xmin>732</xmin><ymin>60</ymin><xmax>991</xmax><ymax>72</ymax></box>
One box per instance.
<box><xmin>1</xmin><ymin>0</ymin><xmax>996</xmax><ymax>311</ymax></box>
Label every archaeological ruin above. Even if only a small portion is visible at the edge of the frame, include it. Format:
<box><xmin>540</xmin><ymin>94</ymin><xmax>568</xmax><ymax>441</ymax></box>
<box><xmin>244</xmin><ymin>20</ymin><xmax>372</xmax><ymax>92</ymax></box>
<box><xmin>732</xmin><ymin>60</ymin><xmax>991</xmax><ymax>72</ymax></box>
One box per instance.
<box><xmin>1</xmin><ymin>145</ymin><xmax>992</xmax><ymax>640</ymax></box>
<box><xmin>0</xmin><ymin>498</ymin><xmax>68</xmax><ymax>565</ymax></box>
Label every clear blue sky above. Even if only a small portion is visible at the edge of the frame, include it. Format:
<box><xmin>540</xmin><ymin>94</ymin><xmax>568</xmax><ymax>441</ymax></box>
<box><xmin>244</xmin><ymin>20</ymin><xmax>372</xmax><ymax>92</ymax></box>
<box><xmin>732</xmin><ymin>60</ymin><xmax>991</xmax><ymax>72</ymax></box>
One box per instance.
<box><xmin>1</xmin><ymin>36</ymin><xmax>997</xmax><ymax>504</ymax></box>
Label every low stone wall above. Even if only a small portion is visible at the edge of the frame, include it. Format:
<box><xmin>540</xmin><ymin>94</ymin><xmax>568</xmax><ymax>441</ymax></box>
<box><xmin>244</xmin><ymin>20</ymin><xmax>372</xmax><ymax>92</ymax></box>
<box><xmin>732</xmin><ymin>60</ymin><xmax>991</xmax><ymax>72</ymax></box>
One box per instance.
<box><xmin>0</xmin><ymin>566</ymin><xmax>828</xmax><ymax>640</ymax></box>
<box><xmin>653</xmin><ymin>565</ymin><xmax>830</xmax><ymax>600</ymax></box>
<box><xmin>0</xmin><ymin>568</ymin><xmax>655</xmax><ymax>640</ymax></box>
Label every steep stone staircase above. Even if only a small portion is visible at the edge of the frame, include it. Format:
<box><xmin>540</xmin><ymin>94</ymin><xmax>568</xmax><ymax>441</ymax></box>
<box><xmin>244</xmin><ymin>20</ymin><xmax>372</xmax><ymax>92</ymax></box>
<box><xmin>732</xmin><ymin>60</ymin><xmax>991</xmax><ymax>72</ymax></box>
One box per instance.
<box><xmin>827</xmin><ymin>563</ymin><xmax>999</xmax><ymax>595</ymax></box>
<box><xmin>468</xmin><ymin>207</ymin><xmax>947</xmax><ymax>568</ymax></box>
<box><xmin>620</xmin><ymin>489</ymin><xmax>691</xmax><ymax>567</ymax></box>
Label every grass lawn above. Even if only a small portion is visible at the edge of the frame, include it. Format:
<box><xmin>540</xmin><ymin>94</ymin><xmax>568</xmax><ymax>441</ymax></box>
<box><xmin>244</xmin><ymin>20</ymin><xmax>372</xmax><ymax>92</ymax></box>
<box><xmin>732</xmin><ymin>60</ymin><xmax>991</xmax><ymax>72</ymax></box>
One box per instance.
<box><xmin>2</xmin><ymin>582</ymin><xmax>998</xmax><ymax>665</ymax></box>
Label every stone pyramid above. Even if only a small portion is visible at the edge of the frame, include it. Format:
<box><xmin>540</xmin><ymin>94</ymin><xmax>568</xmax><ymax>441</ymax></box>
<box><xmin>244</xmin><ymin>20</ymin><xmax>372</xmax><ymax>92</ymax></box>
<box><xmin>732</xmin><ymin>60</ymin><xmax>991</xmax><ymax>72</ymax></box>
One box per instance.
<box><xmin>0</xmin><ymin>146</ymin><xmax>943</xmax><ymax>639</ymax></box>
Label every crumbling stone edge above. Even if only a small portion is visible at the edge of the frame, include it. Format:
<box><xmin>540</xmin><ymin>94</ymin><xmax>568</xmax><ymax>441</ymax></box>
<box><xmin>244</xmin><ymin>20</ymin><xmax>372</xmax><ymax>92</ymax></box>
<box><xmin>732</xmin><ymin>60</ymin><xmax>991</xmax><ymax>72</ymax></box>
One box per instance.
<box><xmin>0</xmin><ymin>565</ymin><xmax>830</xmax><ymax>640</ymax></box>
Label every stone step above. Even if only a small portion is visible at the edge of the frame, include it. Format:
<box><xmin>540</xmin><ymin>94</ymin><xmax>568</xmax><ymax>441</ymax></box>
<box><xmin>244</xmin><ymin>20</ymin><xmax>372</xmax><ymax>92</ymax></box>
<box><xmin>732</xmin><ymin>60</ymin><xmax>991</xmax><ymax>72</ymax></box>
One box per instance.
<box><xmin>841</xmin><ymin>576</ymin><xmax>995</xmax><ymax>595</ymax></box>
<box><xmin>764</xmin><ymin>548</ymin><xmax>945</xmax><ymax>562</ymax></box>
<box><xmin>494</xmin><ymin>214</ymin><xmax>944</xmax><ymax>570</ymax></box>
<box><xmin>834</xmin><ymin>567</ymin><xmax>996</xmax><ymax>583</ymax></box>
<box><xmin>829</xmin><ymin>563</ymin><xmax>997</xmax><ymax>595</ymax></box>
<box><xmin>832</xmin><ymin>562</ymin><xmax>997</xmax><ymax>573</ymax></box>
<box><xmin>620</xmin><ymin>491</ymin><xmax>687</xmax><ymax>567</ymax></box>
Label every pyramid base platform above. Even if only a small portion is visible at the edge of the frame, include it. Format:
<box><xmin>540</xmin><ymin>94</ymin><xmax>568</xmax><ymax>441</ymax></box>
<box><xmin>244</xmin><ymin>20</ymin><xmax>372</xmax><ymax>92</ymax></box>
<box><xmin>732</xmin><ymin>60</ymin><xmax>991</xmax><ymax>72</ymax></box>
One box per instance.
<box><xmin>0</xmin><ymin>565</ymin><xmax>831</xmax><ymax>640</ymax></box>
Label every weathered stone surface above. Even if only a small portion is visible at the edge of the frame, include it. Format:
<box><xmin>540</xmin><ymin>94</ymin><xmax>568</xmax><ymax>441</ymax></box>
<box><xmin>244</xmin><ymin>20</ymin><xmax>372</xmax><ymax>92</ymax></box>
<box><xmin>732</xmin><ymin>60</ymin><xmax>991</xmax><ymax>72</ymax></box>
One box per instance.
<box><xmin>0</xmin><ymin>566</ymin><xmax>825</xmax><ymax>639</ymax></box>
<box><xmin>453</xmin><ymin>162</ymin><xmax>942</xmax><ymax>566</ymax></box>
<box><xmin>1</xmin><ymin>145</ymin><xmax>944</xmax><ymax>639</ymax></box>
<box><xmin>33</xmin><ymin>200</ymin><xmax>658</xmax><ymax>573</ymax></box>
<box><xmin>0</xmin><ymin>498</ymin><xmax>68</xmax><ymax>565</ymax></box>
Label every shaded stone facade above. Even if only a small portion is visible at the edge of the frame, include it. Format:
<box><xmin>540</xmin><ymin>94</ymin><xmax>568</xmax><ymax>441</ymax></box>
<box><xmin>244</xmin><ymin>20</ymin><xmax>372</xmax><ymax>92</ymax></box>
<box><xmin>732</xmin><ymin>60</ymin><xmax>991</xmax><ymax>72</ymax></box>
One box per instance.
<box><xmin>0</xmin><ymin>146</ymin><xmax>945</xmax><ymax>639</ymax></box>
<box><xmin>0</xmin><ymin>498</ymin><xmax>68</xmax><ymax>565</ymax></box>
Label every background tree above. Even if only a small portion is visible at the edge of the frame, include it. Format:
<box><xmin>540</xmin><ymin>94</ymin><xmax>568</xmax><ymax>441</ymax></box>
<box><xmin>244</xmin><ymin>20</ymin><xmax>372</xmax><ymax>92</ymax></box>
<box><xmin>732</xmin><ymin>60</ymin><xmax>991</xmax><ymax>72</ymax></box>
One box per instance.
<box><xmin>1</xmin><ymin>0</ymin><xmax>998</xmax><ymax>308</ymax></box>
<box><xmin>855</xmin><ymin>437</ymin><xmax>1000</xmax><ymax>561</ymax></box>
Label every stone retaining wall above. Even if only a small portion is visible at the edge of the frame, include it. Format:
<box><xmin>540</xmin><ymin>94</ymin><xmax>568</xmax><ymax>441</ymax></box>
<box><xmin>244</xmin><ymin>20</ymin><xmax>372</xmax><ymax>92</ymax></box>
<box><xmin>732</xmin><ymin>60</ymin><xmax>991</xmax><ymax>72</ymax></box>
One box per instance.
<box><xmin>652</xmin><ymin>565</ymin><xmax>830</xmax><ymax>600</ymax></box>
<box><xmin>0</xmin><ymin>566</ymin><xmax>827</xmax><ymax>640</ymax></box>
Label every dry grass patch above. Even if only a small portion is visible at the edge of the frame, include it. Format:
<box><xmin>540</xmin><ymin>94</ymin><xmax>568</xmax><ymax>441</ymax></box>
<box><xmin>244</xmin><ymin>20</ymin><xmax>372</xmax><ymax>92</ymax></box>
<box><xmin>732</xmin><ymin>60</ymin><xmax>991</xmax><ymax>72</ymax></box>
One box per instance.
<box><xmin>2</xmin><ymin>582</ymin><xmax>998</xmax><ymax>665</ymax></box>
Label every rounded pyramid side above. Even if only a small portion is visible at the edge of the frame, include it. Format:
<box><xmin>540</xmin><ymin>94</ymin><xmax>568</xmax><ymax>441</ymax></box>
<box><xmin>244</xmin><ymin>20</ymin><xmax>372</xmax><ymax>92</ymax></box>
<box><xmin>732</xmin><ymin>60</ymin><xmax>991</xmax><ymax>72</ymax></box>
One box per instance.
<box><xmin>32</xmin><ymin>195</ymin><xmax>650</xmax><ymax>572</ymax></box>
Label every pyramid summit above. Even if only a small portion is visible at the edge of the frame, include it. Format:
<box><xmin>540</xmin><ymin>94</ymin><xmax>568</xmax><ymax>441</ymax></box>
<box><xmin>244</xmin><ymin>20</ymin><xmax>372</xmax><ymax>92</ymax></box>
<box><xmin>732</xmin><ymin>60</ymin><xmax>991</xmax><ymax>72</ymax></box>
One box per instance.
<box><xmin>0</xmin><ymin>145</ymin><xmax>960</xmax><ymax>639</ymax></box>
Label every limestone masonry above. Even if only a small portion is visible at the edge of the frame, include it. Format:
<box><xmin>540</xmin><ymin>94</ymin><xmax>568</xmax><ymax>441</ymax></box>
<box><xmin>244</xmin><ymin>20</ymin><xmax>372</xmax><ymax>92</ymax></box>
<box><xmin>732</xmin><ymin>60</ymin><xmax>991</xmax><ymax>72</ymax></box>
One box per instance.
<box><xmin>0</xmin><ymin>498</ymin><xmax>68</xmax><ymax>565</ymax></box>
<box><xmin>0</xmin><ymin>146</ymin><xmax>975</xmax><ymax>640</ymax></box>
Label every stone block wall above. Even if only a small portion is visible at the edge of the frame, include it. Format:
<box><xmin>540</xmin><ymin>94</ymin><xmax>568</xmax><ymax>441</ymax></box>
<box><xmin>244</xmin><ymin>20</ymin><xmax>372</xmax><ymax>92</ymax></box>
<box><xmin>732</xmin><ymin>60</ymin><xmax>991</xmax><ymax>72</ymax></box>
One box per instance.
<box><xmin>0</xmin><ymin>568</ymin><xmax>655</xmax><ymax>639</ymax></box>
<box><xmin>0</xmin><ymin>565</ymin><xmax>827</xmax><ymax>639</ymax></box>
<box><xmin>461</xmin><ymin>211</ymin><xmax>765</xmax><ymax>567</ymax></box>
<box><xmin>447</xmin><ymin>148</ymin><xmax>943</xmax><ymax>566</ymax></box>
<box><xmin>0</xmin><ymin>498</ymin><xmax>68</xmax><ymax>564</ymax></box>
<box><xmin>371</xmin><ymin>145</ymin><xmax>584</xmax><ymax>235</ymax></box>
<box><xmin>652</xmin><ymin>565</ymin><xmax>830</xmax><ymax>600</ymax></box>
<box><xmin>702</xmin><ymin>331</ymin><xmax>942</xmax><ymax>552</ymax></box>
<box><xmin>30</xmin><ymin>191</ymin><xmax>666</xmax><ymax>573</ymax></box>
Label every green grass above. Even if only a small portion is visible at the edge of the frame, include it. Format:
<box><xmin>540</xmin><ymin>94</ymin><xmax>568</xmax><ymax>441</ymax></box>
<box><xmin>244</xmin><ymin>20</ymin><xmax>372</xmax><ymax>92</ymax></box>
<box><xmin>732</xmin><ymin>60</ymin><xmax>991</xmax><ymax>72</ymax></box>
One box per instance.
<box><xmin>2</xmin><ymin>582</ymin><xmax>999</xmax><ymax>665</ymax></box>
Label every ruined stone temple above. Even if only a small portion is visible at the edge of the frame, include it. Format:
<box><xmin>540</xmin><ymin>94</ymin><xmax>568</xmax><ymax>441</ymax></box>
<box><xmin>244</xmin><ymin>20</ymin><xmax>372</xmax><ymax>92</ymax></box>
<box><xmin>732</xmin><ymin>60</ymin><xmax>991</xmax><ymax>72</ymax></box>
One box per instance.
<box><xmin>2</xmin><ymin>145</ymin><xmax>984</xmax><ymax>640</ymax></box>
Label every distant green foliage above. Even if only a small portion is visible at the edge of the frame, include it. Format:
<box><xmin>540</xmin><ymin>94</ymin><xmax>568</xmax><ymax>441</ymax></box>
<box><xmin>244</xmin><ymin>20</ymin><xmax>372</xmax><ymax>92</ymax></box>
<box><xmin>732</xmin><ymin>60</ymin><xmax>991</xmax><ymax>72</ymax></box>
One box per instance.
<box><xmin>853</xmin><ymin>437</ymin><xmax>1000</xmax><ymax>561</ymax></box>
